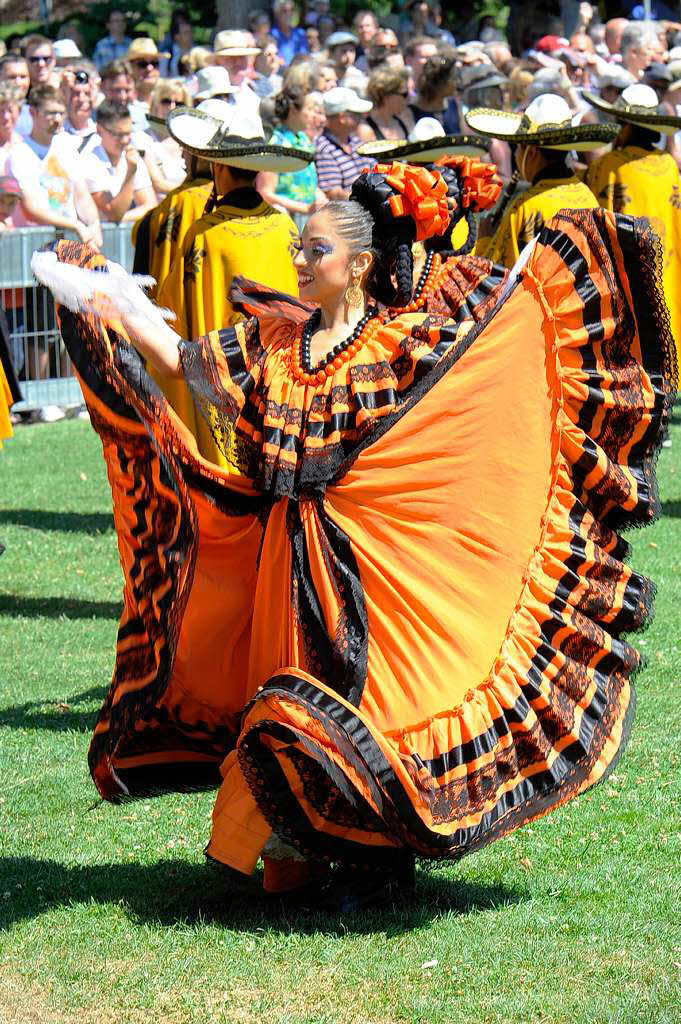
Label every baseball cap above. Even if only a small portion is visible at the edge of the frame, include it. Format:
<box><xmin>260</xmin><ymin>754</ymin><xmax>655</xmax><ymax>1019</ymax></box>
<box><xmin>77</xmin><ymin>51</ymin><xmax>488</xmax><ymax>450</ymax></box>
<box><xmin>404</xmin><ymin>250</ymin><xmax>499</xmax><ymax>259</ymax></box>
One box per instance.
<box><xmin>0</xmin><ymin>175</ymin><xmax>21</xmax><ymax>197</ymax></box>
<box><xmin>326</xmin><ymin>31</ymin><xmax>359</xmax><ymax>48</ymax></box>
<box><xmin>323</xmin><ymin>86</ymin><xmax>372</xmax><ymax>116</ymax></box>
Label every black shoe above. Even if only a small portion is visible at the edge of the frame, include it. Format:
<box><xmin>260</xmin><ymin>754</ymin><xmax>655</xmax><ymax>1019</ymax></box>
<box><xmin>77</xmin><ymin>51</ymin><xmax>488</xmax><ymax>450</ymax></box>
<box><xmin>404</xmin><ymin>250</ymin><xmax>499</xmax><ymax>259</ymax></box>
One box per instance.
<box><xmin>317</xmin><ymin>852</ymin><xmax>415</xmax><ymax>914</ymax></box>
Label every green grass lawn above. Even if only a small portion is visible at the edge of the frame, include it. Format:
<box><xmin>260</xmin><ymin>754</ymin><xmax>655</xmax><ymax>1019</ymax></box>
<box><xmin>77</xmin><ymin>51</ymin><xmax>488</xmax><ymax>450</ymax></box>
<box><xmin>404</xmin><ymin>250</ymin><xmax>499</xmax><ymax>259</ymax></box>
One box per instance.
<box><xmin>1</xmin><ymin>416</ymin><xmax>680</xmax><ymax>1024</ymax></box>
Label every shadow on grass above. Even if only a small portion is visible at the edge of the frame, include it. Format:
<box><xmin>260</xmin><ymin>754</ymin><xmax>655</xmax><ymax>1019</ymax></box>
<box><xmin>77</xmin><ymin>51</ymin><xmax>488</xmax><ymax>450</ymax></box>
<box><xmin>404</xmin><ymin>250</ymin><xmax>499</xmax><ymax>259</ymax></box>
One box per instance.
<box><xmin>0</xmin><ymin>855</ymin><xmax>526</xmax><ymax>935</ymax></box>
<box><xmin>0</xmin><ymin>686</ymin><xmax>105</xmax><ymax>733</ymax></box>
<box><xmin>0</xmin><ymin>594</ymin><xmax>122</xmax><ymax>620</ymax></box>
<box><xmin>0</xmin><ymin>508</ymin><xmax>114</xmax><ymax>534</ymax></box>
<box><xmin>661</xmin><ymin>499</ymin><xmax>681</xmax><ymax>518</ymax></box>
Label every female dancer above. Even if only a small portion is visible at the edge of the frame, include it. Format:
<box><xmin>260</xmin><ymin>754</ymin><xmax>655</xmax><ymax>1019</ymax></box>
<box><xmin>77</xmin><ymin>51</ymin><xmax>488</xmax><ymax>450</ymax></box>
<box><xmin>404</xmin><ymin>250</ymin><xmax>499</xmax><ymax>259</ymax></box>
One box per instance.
<box><xmin>39</xmin><ymin>160</ymin><xmax>675</xmax><ymax>912</ymax></box>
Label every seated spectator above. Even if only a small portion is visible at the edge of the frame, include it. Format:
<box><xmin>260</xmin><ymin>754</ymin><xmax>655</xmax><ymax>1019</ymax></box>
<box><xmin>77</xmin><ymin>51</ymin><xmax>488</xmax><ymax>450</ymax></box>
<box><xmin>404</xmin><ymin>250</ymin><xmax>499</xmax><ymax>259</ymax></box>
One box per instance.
<box><xmin>143</xmin><ymin>80</ymin><xmax>190</xmax><ymax>196</ymax></box>
<box><xmin>163</xmin><ymin>8</ymin><xmax>195</xmax><ymax>77</ymax></box>
<box><xmin>257</xmin><ymin>83</ymin><xmax>326</xmax><ymax>228</ymax></box>
<box><xmin>252</xmin><ymin>37</ymin><xmax>284</xmax><ymax>98</ymax></box>
<box><xmin>271</xmin><ymin>1</ymin><xmax>309</xmax><ymax>67</ymax></box>
<box><xmin>64</xmin><ymin>71</ymin><xmax>97</xmax><ymax>145</ymax></box>
<box><xmin>365</xmin><ymin>65</ymin><xmax>414</xmax><ymax>140</ymax></box>
<box><xmin>100</xmin><ymin>60</ymin><xmax>135</xmax><ymax>106</ymax></box>
<box><xmin>315</xmin><ymin>86</ymin><xmax>372</xmax><ymax>199</ymax></box>
<box><xmin>82</xmin><ymin>100</ymin><xmax>156</xmax><ymax>223</ymax></box>
<box><xmin>127</xmin><ymin>38</ymin><xmax>167</xmax><ymax>113</ymax></box>
<box><xmin>0</xmin><ymin>54</ymin><xmax>31</xmax><ymax>136</ymax></box>
<box><xmin>403</xmin><ymin>36</ymin><xmax>439</xmax><ymax>96</ymax></box>
<box><xmin>94</xmin><ymin>12</ymin><xmax>132</xmax><ymax>70</ymax></box>
<box><xmin>8</xmin><ymin>85</ymin><xmax>101</xmax><ymax>246</ymax></box>
<box><xmin>0</xmin><ymin>83</ymin><xmax>21</xmax><ymax>171</ymax></box>
<box><xmin>326</xmin><ymin>31</ymin><xmax>367</xmax><ymax>94</ymax></box>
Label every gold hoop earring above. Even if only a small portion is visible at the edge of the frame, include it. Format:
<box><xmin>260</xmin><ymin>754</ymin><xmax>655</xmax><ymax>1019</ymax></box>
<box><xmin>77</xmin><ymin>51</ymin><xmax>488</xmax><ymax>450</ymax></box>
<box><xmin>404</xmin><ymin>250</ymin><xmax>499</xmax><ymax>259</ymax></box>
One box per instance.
<box><xmin>345</xmin><ymin>279</ymin><xmax>363</xmax><ymax>307</ymax></box>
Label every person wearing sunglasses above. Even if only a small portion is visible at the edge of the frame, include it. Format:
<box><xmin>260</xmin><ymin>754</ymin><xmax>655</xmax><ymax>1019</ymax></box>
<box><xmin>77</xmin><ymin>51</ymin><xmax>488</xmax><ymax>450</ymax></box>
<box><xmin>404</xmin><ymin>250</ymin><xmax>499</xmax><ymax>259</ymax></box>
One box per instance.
<box><xmin>126</xmin><ymin>38</ymin><xmax>169</xmax><ymax>112</ymax></box>
<box><xmin>141</xmin><ymin>80</ymin><xmax>192</xmax><ymax>197</ymax></box>
<box><xmin>22</xmin><ymin>35</ymin><xmax>56</xmax><ymax>89</ymax></box>
<box><xmin>364</xmin><ymin>65</ymin><xmax>415</xmax><ymax>141</ymax></box>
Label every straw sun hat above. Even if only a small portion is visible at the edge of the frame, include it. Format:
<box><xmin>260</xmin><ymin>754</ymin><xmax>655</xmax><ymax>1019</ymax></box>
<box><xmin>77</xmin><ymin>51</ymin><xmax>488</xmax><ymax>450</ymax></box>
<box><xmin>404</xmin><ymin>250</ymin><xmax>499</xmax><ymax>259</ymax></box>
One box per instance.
<box><xmin>167</xmin><ymin>103</ymin><xmax>314</xmax><ymax>172</ymax></box>
<box><xmin>465</xmin><ymin>93</ymin><xmax>618</xmax><ymax>151</ymax></box>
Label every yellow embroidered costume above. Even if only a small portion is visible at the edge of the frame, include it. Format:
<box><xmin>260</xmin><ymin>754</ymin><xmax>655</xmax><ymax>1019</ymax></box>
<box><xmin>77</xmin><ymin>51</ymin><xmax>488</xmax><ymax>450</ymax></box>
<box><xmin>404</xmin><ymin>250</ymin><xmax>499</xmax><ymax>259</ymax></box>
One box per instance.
<box><xmin>132</xmin><ymin>176</ymin><xmax>213</xmax><ymax>435</ymax></box>
<box><xmin>583</xmin><ymin>82</ymin><xmax>681</xmax><ymax>365</ymax></box>
<box><xmin>465</xmin><ymin>93</ymin><xmax>616</xmax><ymax>267</ymax></box>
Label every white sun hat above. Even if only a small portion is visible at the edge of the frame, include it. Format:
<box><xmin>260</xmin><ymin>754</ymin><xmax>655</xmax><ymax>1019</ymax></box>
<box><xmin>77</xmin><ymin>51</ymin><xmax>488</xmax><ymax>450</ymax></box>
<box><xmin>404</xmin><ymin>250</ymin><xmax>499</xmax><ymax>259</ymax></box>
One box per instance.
<box><xmin>358</xmin><ymin>116</ymin><xmax>489</xmax><ymax>162</ymax></box>
<box><xmin>213</xmin><ymin>30</ymin><xmax>261</xmax><ymax>57</ymax></box>
<box><xmin>194</xmin><ymin>66</ymin><xmax>238</xmax><ymax>100</ymax></box>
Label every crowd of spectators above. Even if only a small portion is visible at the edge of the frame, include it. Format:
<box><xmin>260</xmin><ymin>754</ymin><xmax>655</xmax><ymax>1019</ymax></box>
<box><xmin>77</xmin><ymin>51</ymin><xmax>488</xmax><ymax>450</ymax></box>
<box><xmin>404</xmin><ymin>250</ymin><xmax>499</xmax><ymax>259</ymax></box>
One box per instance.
<box><xmin>0</xmin><ymin>2</ymin><xmax>680</xmax><ymax>238</ymax></box>
<box><xmin>2</xmin><ymin>2</ymin><xmax>681</xmax><ymax>414</ymax></box>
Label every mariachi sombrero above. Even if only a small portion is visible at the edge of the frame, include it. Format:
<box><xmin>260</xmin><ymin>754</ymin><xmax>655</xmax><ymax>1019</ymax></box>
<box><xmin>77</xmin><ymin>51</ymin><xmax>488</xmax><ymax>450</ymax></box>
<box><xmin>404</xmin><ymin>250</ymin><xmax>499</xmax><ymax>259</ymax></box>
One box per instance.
<box><xmin>465</xmin><ymin>93</ymin><xmax>618</xmax><ymax>151</ymax></box>
<box><xmin>583</xmin><ymin>83</ymin><xmax>681</xmax><ymax>135</ymax></box>
<box><xmin>167</xmin><ymin>105</ymin><xmax>314</xmax><ymax>172</ymax></box>
<box><xmin>357</xmin><ymin>117</ymin><xmax>490</xmax><ymax>163</ymax></box>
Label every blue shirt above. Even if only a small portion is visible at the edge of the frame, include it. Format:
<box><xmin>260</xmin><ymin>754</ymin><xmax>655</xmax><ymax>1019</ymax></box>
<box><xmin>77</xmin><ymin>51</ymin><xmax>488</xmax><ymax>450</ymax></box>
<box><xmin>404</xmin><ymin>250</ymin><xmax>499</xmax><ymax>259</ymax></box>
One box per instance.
<box><xmin>93</xmin><ymin>35</ymin><xmax>132</xmax><ymax>70</ymax></box>
<box><xmin>270</xmin><ymin>25</ymin><xmax>308</xmax><ymax>67</ymax></box>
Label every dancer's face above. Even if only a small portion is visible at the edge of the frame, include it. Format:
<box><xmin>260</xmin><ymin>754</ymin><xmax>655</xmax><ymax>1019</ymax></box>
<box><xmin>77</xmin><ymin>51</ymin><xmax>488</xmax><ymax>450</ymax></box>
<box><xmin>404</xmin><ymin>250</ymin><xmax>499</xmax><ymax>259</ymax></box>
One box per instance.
<box><xmin>294</xmin><ymin>209</ymin><xmax>370</xmax><ymax>309</ymax></box>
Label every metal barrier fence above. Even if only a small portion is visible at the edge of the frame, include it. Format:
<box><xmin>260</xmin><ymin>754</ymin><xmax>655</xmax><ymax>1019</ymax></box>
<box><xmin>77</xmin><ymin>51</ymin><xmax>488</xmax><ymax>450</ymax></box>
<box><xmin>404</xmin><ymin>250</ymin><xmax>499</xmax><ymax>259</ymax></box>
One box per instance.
<box><xmin>2</xmin><ymin>224</ymin><xmax>135</xmax><ymax>411</ymax></box>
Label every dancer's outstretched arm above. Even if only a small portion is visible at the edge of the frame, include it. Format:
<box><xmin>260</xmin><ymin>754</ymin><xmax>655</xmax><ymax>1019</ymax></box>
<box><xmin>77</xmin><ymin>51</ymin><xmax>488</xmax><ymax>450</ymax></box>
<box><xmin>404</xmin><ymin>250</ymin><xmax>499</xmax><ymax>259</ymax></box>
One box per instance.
<box><xmin>119</xmin><ymin>312</ymin><xmax>184</xmax><ymax>379</ymax></box>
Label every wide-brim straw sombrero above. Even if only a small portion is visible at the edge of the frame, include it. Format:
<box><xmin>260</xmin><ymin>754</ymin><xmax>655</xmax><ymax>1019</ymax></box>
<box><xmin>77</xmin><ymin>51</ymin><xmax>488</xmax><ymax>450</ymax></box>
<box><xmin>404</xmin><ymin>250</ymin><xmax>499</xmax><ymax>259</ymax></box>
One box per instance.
<box><xmin>583</xmin><ymin>83</ymin><xmax>681</xmax><ymax>136</ymax></box>
<box><xmin>146</xmin><ymin>114</ymin><xmax>170</xmax><ymax>141</ymax></box>
<box><xmin>167</xmin><ymin>106</ymin><xmax>313</xmax><ymax>173</ymax></box>
<box><xmin>465</xmin><ymin>93</ymin><xmax>618</xmax><ymax>151</ymax></box>
<box><xmin>358</xmin><ymin>116</ymin><xmax>490</xmax><ymax>163</ymax></box>
<box><xmin>357</xmin><ymin>133</ymin><xmax>489</xmax><ymax>163</ymax></box>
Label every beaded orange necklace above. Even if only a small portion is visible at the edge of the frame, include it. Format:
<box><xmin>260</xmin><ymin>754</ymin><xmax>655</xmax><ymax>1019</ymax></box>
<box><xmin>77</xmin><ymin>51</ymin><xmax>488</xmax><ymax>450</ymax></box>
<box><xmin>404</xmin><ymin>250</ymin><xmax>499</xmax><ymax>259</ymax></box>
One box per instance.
<box><xmin>289</xmin><ymin>306</ymin><xmax>385</xmax><ymax>386</ymax></box>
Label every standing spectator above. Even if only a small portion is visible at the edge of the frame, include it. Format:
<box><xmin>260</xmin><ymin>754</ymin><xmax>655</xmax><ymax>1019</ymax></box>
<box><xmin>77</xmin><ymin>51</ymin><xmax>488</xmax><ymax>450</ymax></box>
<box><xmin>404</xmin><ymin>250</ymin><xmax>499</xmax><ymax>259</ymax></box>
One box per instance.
<box><xmin>143</xmin><ymin>80</ymin><xmax>190</xmax><ymax>197</ymax></box>
<box><xmin>93</xmin><ymin>12</ymin><xmax>132</xmax><ymax>71</ymax></box>
<box><xmin>326</xmin><ymin>31</ymin><xmax>367</xmax><ymax>94</ymax></box>
<box><xmin>127</xmin><ymin>39</ymin><xmax>167</xmax><ymax>112</ymax></box>
<box><xmin>23</xmin><ymin>36</ymin><xmax>56</xmax><ymax>89</ymax></box>
<box><xmin>621</xmin><ymin>23</ymin><xmax>663</xmax><ymax>79</ymax></box>
<box><xmin>306</xmin><ymin>27</ymin><xmax>322</xmax><ymax>53</ymax></box>
<box><xmin>100</xmin><ymin>61</ymin><xmax>136</xmax><ymax>105</ymax></box>
<box><xmin>409</xmin><ymin>49</ymin><xmax>459</xmax><ymax>128</ymax></box>
<box><xmin>271</xmin><ymin>1</ymin><xmax>309</xmax><ymax>67</ymax></box>
<box><xmin>365</xmin><ymin>66</ymin><xmax>414</xmax><ymax>140</ymax></box>
<box><xmin>311</xmin><ymin>62</ymin><xmax>338</xmax><ymax>91</ymax></box>
<box><xmin>353</xmin><ymin>11</ymin><xmax>378</xmax><ymax>58</ymax></box>
<box><xmin>257</xmin><ymin>83</ymin><xmax>326</xmax><ymax>227</ymax></box>
<box><xmin>0</xmin><ymin>54</ymin><xmax>31</xmax><ymax>137</ymax></box>
<box><xmin>315</xmin><ymin>86</ymin><xmax>372</xmax><ymax>199</ymax></box>
<box><xmin>211</xmin><ymin>32</ymin><xmax>261</xmax><ymax>112</ymax></box>
<box><xmin>401</xmin><ymin>2</ymin><xmax>455</xmax><ymax>46</ymax></box>
<box><xmin>604</xmin><ymin>18</ymin><xmax>628</xmax><ymax>58</ymax></box>
<box><xmin>359</xmin><ymin>29</ymin><xmax>401</xmax><ymax>74</ymax></box>
<box><xmin>403</xmin><ymin>36</ymin><xmax>439</xmax><ymax>96</ymax></box>
<box><xmin>193</xmin><ymin>66</ymin><xmax>238</xmax><ymax>101</ymax></box>
<box><xmin>249</xmin><ymin>11</ymin><xmax>273</xmax><ymax>49</ymax></box>
<box><xmin>82</xmin><ymin>100</ymin><xmax>156</xmax><ymax>223</ymax></box>
<box><xmin>8</xmin><ymin>85</ymin><xmax>101</xmax><ymax>244</ymax></box>
<box><xmin>163</xmin><ymin>9</ymin><xmax>195</xmax><ymax>77</ymax></box>
<box><xmin>253</xmin><ymin>37</ymin><xmax>284</xmax><ymax>98</ymax></box>
<box><xmin>64</xmin><ymin>73</ymin><xmax>97</xmax><ymax>144</ymax></box>
<box><xmin>0</xmin><ymin>83</ymin><xmax>21</xmax><ymax>171</ymax></box>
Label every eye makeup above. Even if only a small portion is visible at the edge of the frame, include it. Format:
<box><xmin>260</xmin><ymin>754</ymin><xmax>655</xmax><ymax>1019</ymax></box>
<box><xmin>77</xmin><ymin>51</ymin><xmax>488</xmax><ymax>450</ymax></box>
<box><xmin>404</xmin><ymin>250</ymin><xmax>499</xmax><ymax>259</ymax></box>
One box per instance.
<box><xmin>295</xmin><ymin>237</ymin><xmax>335</xmax><ymax>261</ymax></box>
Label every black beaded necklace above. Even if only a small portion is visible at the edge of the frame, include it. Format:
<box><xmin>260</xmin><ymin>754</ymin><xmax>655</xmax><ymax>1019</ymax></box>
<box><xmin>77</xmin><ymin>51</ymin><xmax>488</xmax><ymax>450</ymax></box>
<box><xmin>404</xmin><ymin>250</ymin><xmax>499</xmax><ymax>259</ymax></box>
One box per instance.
<box><xmin>412</xmin><ymin>250</ymin><xmax>435</xmax><ymax>303</ymax></box>
<box><xmin>300</xmin><ymin>306</ymin><xmax>379</xmax><ymax>374</ymax></box>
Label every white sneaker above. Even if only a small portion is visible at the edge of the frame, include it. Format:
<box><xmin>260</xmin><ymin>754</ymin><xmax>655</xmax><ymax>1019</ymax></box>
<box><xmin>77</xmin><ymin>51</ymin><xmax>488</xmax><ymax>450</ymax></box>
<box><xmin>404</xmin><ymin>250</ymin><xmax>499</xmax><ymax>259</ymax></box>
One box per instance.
<box><xmin>37</xmin><ymin>404</ymin><xmax>66</xmax><ymax>423</ymax></box>
<box><xmin>662</xmin><ymin>438</ymin><xmax>672</xmax><ymax>449</ymax></box>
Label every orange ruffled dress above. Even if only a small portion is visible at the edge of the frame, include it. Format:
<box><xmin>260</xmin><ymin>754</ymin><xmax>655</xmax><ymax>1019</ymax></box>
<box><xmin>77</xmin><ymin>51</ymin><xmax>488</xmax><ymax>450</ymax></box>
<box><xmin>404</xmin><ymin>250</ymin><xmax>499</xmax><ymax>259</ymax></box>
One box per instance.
<box><xmin>55</xmin><ymin>208</ymin><xmax>675</xmax><ymax>871</ymax></box>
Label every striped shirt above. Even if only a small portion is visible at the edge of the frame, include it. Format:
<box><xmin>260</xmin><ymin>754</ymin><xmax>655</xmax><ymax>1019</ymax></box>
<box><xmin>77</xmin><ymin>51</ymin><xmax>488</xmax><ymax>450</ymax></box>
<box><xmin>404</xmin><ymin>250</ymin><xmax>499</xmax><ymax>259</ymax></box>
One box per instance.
<box><xmin>315</xmin><ymin>130</ymin><xmax>366</xmax><ymax>194</ymax></box>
